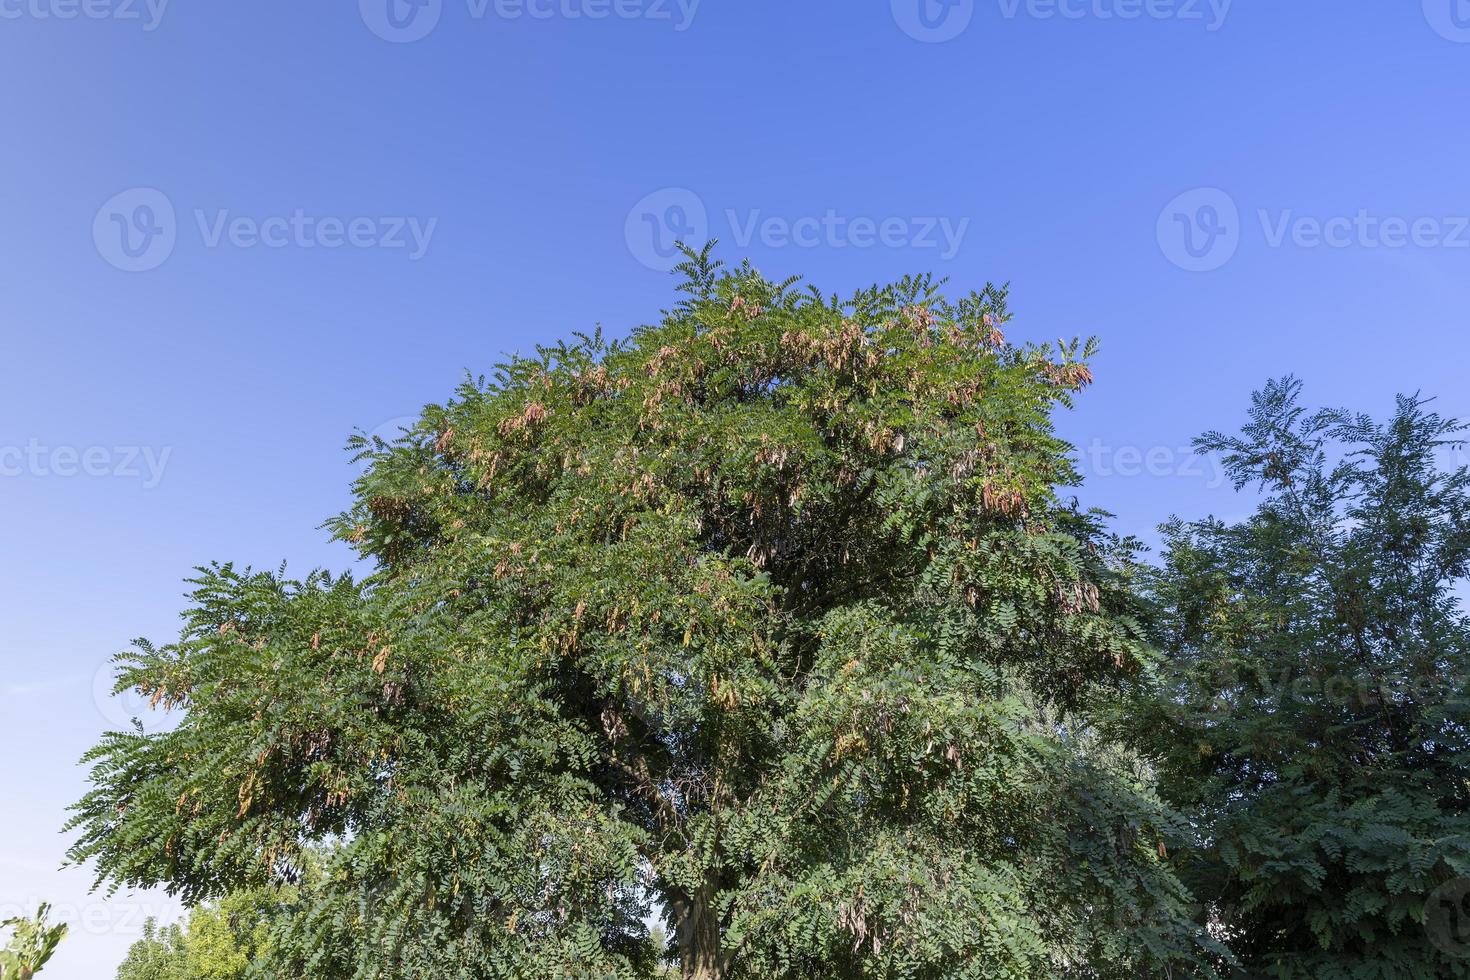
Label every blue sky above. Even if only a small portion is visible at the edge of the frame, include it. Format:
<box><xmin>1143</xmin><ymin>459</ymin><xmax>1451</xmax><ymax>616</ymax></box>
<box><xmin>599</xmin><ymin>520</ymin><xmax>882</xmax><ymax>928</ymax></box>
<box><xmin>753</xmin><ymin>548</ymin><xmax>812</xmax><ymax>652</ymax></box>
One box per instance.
<box><xmin>4</xmin><ymin>2</ymin><xmax>1470</xmax><ymax>975</ymax></box>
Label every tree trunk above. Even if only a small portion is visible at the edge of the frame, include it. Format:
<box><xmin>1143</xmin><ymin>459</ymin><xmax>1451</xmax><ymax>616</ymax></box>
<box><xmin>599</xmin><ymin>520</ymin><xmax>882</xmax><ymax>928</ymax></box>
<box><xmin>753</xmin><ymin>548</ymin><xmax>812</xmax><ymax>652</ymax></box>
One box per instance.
<box><xmin>672</xmin><ymin>883</ymin><xmax>723</xmax><ymax>980</ymax></box>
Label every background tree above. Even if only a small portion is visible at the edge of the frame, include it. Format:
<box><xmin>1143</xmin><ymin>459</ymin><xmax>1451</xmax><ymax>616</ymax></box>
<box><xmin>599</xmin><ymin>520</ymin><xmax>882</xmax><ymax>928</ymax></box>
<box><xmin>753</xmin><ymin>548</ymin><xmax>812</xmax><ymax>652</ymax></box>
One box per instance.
<box><xmin>1137</xmin><ymin>377</ymin><xmax>1470</xmax><ymax>978</ymax></box>
<box><xmin>71</xmin><ymin>250</ymin><xmax>1218</xmax><ymax>979</ymax></box>
<box><xmin>115</xmin><ymin>888</ymin><xmax>291</xmax><ymax>980</ymax></box>
<box><xmin>0</xmin><ymin>905</ymin><xmax>66</xmax><ymax>980</ymax></box>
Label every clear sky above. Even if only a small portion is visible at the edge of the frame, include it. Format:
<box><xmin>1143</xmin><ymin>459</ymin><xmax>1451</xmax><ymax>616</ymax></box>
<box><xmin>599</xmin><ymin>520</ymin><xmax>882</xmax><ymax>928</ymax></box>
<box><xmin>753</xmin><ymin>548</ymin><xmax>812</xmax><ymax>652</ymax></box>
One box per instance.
<box><xmin>4</xmin><ymin>2</ymin><xmax>1470</xmax><ymax>975</ymax></box>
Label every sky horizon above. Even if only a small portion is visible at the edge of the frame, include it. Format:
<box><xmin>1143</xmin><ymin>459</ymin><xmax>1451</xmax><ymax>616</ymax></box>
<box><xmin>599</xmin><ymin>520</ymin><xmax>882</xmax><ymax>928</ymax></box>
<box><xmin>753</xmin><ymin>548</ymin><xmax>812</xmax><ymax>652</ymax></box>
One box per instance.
<box><xmin>5</xmin><ymin>2</ymin><xmax>1470</xmax><ymax>975</ymax></box>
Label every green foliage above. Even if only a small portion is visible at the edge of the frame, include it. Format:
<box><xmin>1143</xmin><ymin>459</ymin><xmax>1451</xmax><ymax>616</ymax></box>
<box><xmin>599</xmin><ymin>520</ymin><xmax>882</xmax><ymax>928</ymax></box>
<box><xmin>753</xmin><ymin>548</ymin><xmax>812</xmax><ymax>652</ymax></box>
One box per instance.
<box><xmin>1137</xmin><ymin>377</ymin><xmax>1470</xmax><ymax>978</ymax></box>
<box><xmin>116</xmin><ymin>889</ymin><xmax>291</xmax><ymax>980</ymax></box>
<box><xmin>72</xmin><ymin>249</ymin><xmax>1217</xmax><ymax>978</ymax></box>
<box><xmin>0</xmin><ymin>904</ymin><xmax>67</xmax><ymax>980</ymax></box>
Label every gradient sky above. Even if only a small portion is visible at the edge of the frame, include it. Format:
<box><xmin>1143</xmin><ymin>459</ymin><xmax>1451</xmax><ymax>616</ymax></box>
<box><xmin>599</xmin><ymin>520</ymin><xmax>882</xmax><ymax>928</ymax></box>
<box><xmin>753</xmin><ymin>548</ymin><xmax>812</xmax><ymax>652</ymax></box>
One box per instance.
<box><xmin>5</xmin><ymin>2</ymin><xmax>1470</xmax><ymax>975</ymax></box>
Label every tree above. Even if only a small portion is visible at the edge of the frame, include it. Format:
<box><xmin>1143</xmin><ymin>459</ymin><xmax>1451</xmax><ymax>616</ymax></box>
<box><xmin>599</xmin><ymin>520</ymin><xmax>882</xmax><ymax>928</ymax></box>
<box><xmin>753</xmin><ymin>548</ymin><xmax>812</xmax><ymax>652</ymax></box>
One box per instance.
<box><xmin>71</xmin><ymin>250</ymin><xmax>1218</xmax><ymax>978</ymax></box>
<box><xmin>115</xmin><ymin>888</ymin><xmax>290</xmax><ymax>980</ymax></box>
<box><xmin>0</xmin><ymin>905</ymin><xmax>67</xmax><ymax>980</ymax></box>
<box><xmin>115</xmin><ymin>918</ymin><xmax>188</xmax><ymax>980</ymax></box>
<box><xmin>1137</xmin><ymin>377</ymin><xmax>1470</xmax><ymax>978</ymax></box>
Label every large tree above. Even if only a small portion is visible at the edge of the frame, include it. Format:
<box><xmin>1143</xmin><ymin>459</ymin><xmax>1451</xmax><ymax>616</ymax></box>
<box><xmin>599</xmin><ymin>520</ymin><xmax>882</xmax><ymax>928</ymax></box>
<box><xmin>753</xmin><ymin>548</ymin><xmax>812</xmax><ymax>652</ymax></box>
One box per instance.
<box><xmin>1138</xmin><ymin>378</ymin><xmax>1470</xmax><ymax>978</ymax></box>
<box><xmin>72</xmin><ymin>251</ymin><xmax>1216</xmax><ymax>979</ymax></box>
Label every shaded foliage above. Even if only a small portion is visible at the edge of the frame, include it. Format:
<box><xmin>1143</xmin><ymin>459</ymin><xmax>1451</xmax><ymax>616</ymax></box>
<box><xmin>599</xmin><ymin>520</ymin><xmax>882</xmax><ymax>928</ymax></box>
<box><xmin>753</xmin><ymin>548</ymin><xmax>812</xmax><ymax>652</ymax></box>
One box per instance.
<box><xmin>1137</xmin><ymin>377</ymin><xmax>1470</xmax><ymax>978</ymax></box>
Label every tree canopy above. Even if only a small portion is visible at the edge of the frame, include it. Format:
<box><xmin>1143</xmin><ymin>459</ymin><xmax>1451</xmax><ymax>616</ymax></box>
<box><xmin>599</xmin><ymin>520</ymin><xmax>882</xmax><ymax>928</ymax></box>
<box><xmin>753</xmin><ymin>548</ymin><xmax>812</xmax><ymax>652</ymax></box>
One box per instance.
<box><xmin>1137</xmin><ymin>378</ymin><xmax>1470</xmax><ymax>978</ymax></box>
<box><xmin>70</xmin><ymin>250</ymin><xmax>1219</xmax><ymax>979</ymax></box>
<box><xmin>116</xmin><ymin>888</ymin><xmax>290</xmax><ymax>980</ymax></box>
